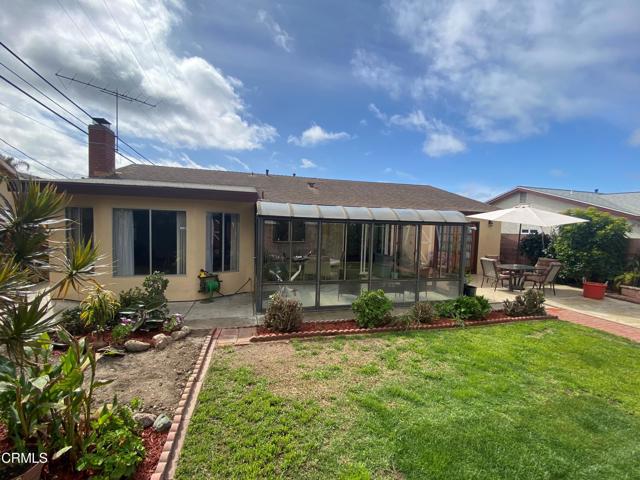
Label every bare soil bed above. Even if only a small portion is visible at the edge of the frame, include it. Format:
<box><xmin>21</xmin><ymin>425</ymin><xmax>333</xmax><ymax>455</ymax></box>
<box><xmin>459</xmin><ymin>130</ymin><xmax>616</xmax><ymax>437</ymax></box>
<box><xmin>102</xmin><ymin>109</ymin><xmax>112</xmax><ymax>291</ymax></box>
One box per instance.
<box><xmin>91</xmin><ymin>334</ymin><xmax>206</xmax><ymax>416</ymax></box>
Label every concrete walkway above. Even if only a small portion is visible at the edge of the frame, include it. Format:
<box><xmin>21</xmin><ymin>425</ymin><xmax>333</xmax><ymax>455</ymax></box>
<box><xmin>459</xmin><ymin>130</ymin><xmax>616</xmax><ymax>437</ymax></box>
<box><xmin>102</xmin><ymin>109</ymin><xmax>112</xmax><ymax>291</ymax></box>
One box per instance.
<box><xmin>473</xmin><ymin>274</ymin><xmax>640</xmax><ymax>331</ymax></box>
<box><xmin>169</xmin><ymin>293</ymin><xmax>257</xmax><ymax>331</ymax></box>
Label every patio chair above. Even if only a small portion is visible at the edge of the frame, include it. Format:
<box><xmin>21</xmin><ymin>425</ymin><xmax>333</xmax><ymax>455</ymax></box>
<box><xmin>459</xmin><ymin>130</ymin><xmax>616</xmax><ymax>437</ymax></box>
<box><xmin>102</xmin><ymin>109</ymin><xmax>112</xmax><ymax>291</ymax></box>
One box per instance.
<box><xmin>480</xmin><ymin>257</ymin><xmax>510</xmax><ymax>291</ymax></box>
<box><xmin>523</xmin><ymin>262</ymin><xmax>562</xmax><ymax>295</ymax></box>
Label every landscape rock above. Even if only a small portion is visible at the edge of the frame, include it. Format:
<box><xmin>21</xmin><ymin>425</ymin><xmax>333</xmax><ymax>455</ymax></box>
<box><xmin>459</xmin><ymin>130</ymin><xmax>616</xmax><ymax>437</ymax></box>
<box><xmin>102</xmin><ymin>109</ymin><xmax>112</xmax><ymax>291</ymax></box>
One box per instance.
<box><xmin>153</xmin><ymin>413</ymin><xmax>172</xmax><ymax>432</ymax></box>
<box><xmin>171</xmin><ymin>326</ymin><xmax>191</xmax><ymax>341</ymax></box>
<box><xmin>124</xmin><ymin>340</ymin><xmax>151</xmax><ymax>353</ymax></box>
<box><xmin>152</xmin><ymin>333</ymin><xmax>172</xmax><ymax>350</ymax></box>
<box><xmin>133</xmin><ymin>412</ymin><xmax>156</xmax><ymax>428</ymax></box>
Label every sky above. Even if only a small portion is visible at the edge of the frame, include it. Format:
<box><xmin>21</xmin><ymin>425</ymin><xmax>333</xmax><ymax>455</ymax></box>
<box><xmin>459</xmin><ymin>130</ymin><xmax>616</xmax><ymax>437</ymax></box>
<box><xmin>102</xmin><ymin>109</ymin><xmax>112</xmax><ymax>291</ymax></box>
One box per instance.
<box><xmin>1</xmin><ymin>0</ymin><xmax>639</xmax><ymax>201</ymax></box>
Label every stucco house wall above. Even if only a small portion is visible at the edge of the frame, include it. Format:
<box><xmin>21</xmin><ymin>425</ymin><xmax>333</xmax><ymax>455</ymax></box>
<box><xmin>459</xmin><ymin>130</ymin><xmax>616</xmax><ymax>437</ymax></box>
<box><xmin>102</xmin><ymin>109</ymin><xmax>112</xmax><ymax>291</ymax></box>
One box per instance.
<box><xmin>473</xmin><ymin>219</ymin><xmax>502</xmax><ymax>270</ymax></box>
<box><xmin>50</xmin><ymin>194</ymin><xmax>256</xmax><ymax>302</ymax></box>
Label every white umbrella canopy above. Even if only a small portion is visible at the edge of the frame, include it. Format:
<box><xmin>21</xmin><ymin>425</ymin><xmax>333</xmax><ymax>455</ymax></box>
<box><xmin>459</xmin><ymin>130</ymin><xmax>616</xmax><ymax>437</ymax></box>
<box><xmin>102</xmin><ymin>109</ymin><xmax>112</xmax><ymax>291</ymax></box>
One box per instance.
<box><xmin>467</xmin><ymin>205</ymin><xmax>589</xmax><ymax>227</ymax></box>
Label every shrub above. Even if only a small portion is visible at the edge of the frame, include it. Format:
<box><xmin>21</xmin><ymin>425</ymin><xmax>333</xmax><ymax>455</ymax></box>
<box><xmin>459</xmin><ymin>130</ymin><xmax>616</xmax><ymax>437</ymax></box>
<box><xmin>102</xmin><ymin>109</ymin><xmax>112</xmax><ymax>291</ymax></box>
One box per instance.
<box><xmin>119</xmin><ymin>272</ymin><xmax>170</xmax><ymax>319</ymax></box>
<box><xmin>614</xmin><ymin>271</ymin><xmax>640</xmax><ymax>290</ymax></box>
<box><xmin>519</xmin><ymin>232</ymin><xmax>553</xmax><ymax>263</ymax></box>
<box><xmin>80</xmin><ymin>287</ymin><xmax>120</xmax><ymax>336</ymax></box>
<box><xmin>503</xmin><ymin>288</ymin><xmax>546</xmax><ymax>317</ymax></box>
<box><xmin>163</xmin><ymin>313</ymin><xmax>184</xmax><ymax>333</ymax></box>
<box><xmin>77</xmin><ymin>401</ymin><xmax>145</xmax><ymax>480</ymax></box>
<box><xmin>60</xmin><ymin>306</ymin><xmax>92</xmax><ymax>336</ymax></box>
<box><xmin>118</xmin><ymin>286</ymin><xmax>146</xmax><ymax>310</ymax></box>
<box><xmin>352</xmin><ymin>290</ymin><xmax>393</xmax><ymax>328</ymax></box>
<box><xmin>264</xmin><ymin>291</ymin><xmax>303</xmax><ymax>332</ymax></box>
<box><xmin>552</xmin><ymin>207</ymin><xmax>630</xmax><ymax>284</ymax></box>
<box><xmin>435</xmin><ymin>296</ymin><xmax>492</xmax><ymax>320</ymax></box>
<box><xmin>409</xmin><ymin>301</ymin><xmax>437</xmax><ymax>324</ymax></box>
<box><xmin>111</xmin><ymin>323</ymin><xmax>133</xmax><ymax>344</ymax></box>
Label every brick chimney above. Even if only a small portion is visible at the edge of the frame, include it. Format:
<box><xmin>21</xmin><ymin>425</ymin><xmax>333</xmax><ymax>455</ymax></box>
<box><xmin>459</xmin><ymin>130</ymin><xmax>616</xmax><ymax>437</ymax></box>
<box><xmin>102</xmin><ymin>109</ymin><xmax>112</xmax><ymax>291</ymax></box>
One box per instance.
<box><xmin>88</xmin><ymin>118</ymin><xmax>115</xmax><ymax>177</ymax></box>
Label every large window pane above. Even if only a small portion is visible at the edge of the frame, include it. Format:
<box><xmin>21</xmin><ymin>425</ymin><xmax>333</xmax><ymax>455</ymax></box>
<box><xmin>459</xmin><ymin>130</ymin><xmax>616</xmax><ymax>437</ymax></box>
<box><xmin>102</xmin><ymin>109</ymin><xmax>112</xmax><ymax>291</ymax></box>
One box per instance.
<box><xmin>345</xmin><ymin>223</ymin><xmax>370</xmax><ymax>281</ymax></box>
<box><xmin>372</xmin><ymin>224</ymin><xmax>417</xmax><ymax>280</ymax></box>
<box><xmin>291</xmin><ymin>220</ymin><xmax>318</xmax><ymax>282</ymax></box>
<box><xmin>261</xmin><ymin>283</ymin><xmax>317</xmax><ymax>310</ymax></box>
<box><xmin>207</xmin><ymin>213</ymin><xmax>239</xmax><ymax>273</ymax></box>
<box><xmin>152</xmin><ymin>211</ymin><xmax>177</xmax><ymax>274</ymax></box>
<box><xmin>132</xmin><ymin>210</ymin><xmax>150</xmax><ymax>275</ymax></box>
<box><xmin>263</xmin><ymin>220</ymin><xmax>290</xmax><ymax>282</ymax></box>
<box><xmin>319</xmin><ymin>282</ymin><xmax>367</xmax><ymax>307</ymax></box>
<box><xmin>320</xmin><ymin>223</ymin><xmax>345</xmax><ymax>281</ymax></box>
<box><xmin>371</xmin><ymin>280</ymin><xmax>416</xmax><ymax>303</ymax></box>
<box><xmin>418</xmin><ymin>224</ymin><xmax>462</xmax><ymax>301</ymax></box>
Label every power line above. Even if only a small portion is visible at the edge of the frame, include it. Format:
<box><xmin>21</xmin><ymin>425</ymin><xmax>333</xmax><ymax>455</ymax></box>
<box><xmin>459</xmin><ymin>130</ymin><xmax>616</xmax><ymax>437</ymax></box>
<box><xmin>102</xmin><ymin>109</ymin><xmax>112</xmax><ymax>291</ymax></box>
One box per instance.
<box><xmin>0</xmin><ymin>137</ymin><xmax>70</xmax><ymax>179</ymax></box>
<box><xmin>0</xmin><ymin>74</ymin><xmax>88</xmax><ymax>135</ymax></box>
<box><xmin>0</xmin><ymin>60</ymin><xmax>87</xmax><ymax>125</ymax></box>
<box><xmin>0</xmin><ymin>40</ymin><xmax>93</xmax><ymax>120</ymax></box>
<box><xmin>117</xmin><ymin>137</ymin><xmax>156</xmax><ymax>165</ymax></box>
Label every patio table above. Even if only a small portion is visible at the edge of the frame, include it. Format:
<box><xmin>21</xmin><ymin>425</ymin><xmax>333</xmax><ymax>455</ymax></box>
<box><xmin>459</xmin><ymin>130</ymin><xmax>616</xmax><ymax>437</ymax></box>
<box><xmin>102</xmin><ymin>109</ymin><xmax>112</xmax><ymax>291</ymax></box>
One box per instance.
<box><xmin>498</xmin><ymin>263</ymin><xmax>535</xmax><ymax>291</ymax></box>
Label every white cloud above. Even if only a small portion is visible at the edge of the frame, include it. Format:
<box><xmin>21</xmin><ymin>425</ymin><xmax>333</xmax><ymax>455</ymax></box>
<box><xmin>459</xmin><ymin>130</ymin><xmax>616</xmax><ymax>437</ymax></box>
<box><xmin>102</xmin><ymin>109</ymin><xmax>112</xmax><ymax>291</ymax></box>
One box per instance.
<box><xmin>423</xmin><ymin>133</ymin><xmax>466</xmax><ymax>157</ymax></box>
<box><xmin>383</xmin><ymin>167</ymin><xmax>416</xmax><ymax>180</ymax></box>
<box><xmin>225</xmin><ymin>155</ymin><xmax>250</xmax><ymax>171</ymax></box>
<box><xmin>351</xmin><ymin>49</ymin><xmax>404</xmax><ymax>97</ymax></box>
<box><xmin>374</xmin><ymin>0</ymin><xmax>640</xmax><ymax>143</ymax></box>
<box><xmin>288</xmin><ymin>125</ymin><xmax>351</xmax><ymax>147</ymax></box>
<box><xmin>370</xmin><ymin>103</ymin><xmax>466</xmax><ymax>157</ymax></box>
<box><xmin>257</xmin><ymin>10</ymin><xmax>293</xmax><ymax>53</ymax></box>
<box><xmin>629</xmin><ymin>128</ymin><xmax>640</xmax><ymax>146</ymax></box>
<box><xmin>549</xmin><ymin>168</ymin><xmax>566</xmax><ymax>177</ymax></box>
<box><xmin>456</xmin><ymin>183</ymin><xmax>506</xmax><ymax>202</ymax></box>
<box><xmin>0</xmin><ymin>0</ymin><xmax>277</xmax><ymax>177</ymax></box>
<box><xmin>299</xmin><ymin>158</ymin><xmax>317</xmax><ymax>169</ymax></box>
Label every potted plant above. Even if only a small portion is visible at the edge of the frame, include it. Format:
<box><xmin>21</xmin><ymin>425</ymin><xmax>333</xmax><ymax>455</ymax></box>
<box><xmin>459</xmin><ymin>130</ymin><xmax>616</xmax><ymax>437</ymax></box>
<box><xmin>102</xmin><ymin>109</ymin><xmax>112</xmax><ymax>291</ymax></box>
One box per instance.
<box><xmin>552</xmin><ymin>208</ymin><xmax>630</xmax><ymax>300</ymax></box>
<box><xmin>463</xmin><ymin>273</ymin><xmax>477</xmax><ymax>296</ymax></box>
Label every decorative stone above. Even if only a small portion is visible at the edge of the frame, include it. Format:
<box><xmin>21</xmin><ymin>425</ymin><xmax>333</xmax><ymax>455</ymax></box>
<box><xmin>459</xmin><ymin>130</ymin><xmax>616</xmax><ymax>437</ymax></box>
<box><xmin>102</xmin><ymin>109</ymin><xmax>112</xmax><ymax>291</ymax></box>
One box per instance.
<box><xmin>153</xmin><ymin>413</ymin><xmax>172</xmax><ymax>432</ymax></box>
<box><xmin>133</xmin><ymin>412</ymin><xmax>156</xmax><ymax>428</ymax></box>
<box><xmin>152</xmin><ymin>333</ymin><xmax>172</xmax><ymax>350</ymax></box>
<box><xmin>171</xmin><ymin>326</ymin><xmax>191</xmax><ymax>341</ymax></box>
<box><xmin>124</xmin><ymin>340</ymin><xmax>151</xmax><ymax>352</ymax></box>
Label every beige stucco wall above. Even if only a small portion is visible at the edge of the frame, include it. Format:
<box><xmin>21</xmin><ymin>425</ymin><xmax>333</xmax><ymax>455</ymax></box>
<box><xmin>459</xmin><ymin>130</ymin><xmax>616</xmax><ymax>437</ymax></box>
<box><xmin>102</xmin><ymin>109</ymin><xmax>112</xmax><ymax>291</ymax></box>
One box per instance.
<box><xmin>492</xmin><ymin>192</ymin><xmax>640</xmax><ymax>238</ymax></box>
<box><xmin>471</xmin><ymin>219</ymin><xmax>502</xmax><ymax>272</ymax></box>
<box><xmin>50</xmin><ymin>194</ymin><xmax>256</xmax><ymax>302</ymax></box>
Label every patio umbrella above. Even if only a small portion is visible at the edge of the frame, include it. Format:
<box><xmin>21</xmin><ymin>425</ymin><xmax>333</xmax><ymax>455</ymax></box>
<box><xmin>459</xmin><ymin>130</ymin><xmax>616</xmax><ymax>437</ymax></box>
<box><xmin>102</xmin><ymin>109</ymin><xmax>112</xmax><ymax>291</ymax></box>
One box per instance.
<box><xmin>467</xmin><ymin>205</ymin><xmax>588</xmax><ymax>261</ymax></box>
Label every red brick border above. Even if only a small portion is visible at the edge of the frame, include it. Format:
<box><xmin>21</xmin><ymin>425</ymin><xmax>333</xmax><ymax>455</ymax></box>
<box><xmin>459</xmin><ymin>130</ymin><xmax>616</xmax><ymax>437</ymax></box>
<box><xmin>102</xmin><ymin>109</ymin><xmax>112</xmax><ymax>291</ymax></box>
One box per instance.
<box><xmin>150</xmin><ymin>328</ymin><xmax>221</xmax><ymax>480</ymax></box>
<box><xmin>250</xmin><ymin>314</ymin><xmax>557</xmax><ymax>342</ymax></box>
<box><xmin>547</xmin><ymin>307</ymin><xmax>640</xmax><ymax>343</ymax></box>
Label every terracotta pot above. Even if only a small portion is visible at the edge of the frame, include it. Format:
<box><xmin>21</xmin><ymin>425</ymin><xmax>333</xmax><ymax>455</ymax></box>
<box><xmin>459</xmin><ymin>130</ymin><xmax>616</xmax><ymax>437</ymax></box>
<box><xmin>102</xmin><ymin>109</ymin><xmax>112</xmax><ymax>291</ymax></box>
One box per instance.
<box><xmin>583</xmin><ymin>281</ymin><xmax>607</xmax><ymax>300</ymax></box>
<box><xmin>11</xmin><ymin>462</ymin><xmax>43</xmax><ymax>480</ymax></box>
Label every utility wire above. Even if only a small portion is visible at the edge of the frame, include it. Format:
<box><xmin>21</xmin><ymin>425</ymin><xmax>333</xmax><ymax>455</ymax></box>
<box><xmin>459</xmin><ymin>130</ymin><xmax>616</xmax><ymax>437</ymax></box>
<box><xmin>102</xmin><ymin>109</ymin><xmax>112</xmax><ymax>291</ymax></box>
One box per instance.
<box><xmin>118</xmin><ymin>137</ymin><xmax>156</xmax><ymax>165</ymax></box>
<box><xmin>0</xmin><ymin>137</ymin><xmax>70</xmax><ymax>179</ymax></box>
<box><xmin>0</xmin><ymin>60</ymin><xmax>87</xmax><ymax>125</ymax></box>
<box><xmin>0</xmin><ymin>40</ymin><xmax>93</xmax><ymax>120</ymax></box>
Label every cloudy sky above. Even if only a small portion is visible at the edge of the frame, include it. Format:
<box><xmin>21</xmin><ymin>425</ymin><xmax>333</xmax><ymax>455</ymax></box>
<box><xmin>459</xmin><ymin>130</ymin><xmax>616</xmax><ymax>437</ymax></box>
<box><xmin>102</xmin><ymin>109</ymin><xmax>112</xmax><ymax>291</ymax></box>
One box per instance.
<box><xmin>1</xmin><ymin>0</ymin><xmax>639</xmax><ymax>199</ymax></box>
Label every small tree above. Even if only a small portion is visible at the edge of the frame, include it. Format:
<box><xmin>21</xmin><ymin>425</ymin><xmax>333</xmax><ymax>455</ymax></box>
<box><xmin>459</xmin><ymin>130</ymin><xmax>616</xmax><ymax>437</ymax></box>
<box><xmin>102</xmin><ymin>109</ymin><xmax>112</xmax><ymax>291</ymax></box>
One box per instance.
<box><xmin>519</xmin><ymin>232</ymin><xmax>552</xmax><ymax>264</ymax></box>
<box><xmin>552</xmin><ymin>208</ymin><xmax>630</xmax><ymax>284</ymax></box>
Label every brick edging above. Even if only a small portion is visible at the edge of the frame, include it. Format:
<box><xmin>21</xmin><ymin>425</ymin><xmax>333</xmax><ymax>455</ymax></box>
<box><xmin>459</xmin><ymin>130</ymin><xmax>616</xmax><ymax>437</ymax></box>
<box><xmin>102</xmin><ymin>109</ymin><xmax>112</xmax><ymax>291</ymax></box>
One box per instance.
<box><xmin>150</xmin><ymin>328</ymin><xmax>221</xmax><ymax>480</ymax></box>
<box><xmin>250</xmin><ymin>315</ymin><xmax>557</xmax><ymax>342</ymax></box>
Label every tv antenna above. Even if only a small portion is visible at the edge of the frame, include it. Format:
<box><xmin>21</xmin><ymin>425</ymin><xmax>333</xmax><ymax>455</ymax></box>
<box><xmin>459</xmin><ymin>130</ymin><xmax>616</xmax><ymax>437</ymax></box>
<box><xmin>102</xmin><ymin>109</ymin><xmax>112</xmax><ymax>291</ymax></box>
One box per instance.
<box><xmin>55</xmin><ymin>73</ymin><xmax>156</xmax><ymax>151</ymax></box>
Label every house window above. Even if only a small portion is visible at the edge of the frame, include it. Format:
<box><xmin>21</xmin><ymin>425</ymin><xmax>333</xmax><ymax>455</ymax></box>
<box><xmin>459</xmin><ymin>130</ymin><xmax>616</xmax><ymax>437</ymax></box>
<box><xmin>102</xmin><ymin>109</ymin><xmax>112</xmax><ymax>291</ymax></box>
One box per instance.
<box><xmin>113</xmin><ymin>209</ymin><xmax>186</xmax><ymax>276</ymax></box>
<box><xmin>66</xmin><ymin>207</ymin><xmax>93</xmax><ymax>249</ymax></box>
<box><xmin>207</xmin><ymin>213</ymin><xmax>239</xmax><ymax>272</ymax></box>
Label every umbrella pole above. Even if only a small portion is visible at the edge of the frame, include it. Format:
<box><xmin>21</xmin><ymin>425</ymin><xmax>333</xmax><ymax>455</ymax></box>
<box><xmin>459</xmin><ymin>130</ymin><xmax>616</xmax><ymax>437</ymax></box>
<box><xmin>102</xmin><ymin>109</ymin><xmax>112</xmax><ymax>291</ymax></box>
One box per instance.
<box><xmin>517</xmin><ymin>223</ymin><xmax>522</xmax><ymax>264</ymax></box>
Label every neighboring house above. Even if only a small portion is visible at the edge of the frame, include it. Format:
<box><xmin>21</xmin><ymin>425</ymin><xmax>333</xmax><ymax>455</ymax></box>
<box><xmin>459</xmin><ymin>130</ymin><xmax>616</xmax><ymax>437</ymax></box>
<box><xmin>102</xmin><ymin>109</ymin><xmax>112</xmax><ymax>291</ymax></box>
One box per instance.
<box><xmin>40</xmin><ymin>119</ymin><xmax>499</xmax><ymax>310</ymax></box>
<box><xmin>489</xmin><ymin>186</ymin><xmax>640</xmax><ymax>261</ymax></box>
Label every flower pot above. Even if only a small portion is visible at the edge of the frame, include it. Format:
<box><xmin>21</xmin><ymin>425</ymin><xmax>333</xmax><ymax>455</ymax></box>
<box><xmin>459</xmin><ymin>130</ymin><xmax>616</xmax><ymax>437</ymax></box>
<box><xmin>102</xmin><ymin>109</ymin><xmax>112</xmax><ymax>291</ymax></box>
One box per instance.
<box><xmin>463</xmin><ymin>284</ymin><xmax>477</xmax><ymax>296</ymax></box>
<box><xmin>583</xmin><ymin>281</ymin><xmax>607</xmax><ymax>300</ymax></box>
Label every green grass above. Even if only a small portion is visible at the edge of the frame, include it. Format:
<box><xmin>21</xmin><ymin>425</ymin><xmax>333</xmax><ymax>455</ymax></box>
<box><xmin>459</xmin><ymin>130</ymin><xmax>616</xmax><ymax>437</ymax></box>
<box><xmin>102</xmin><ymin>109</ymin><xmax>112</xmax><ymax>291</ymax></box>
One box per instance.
<box><xmin>175</xmin><ymin>321</ymin><xmax>640</xmax><ymax>479</ymax></box>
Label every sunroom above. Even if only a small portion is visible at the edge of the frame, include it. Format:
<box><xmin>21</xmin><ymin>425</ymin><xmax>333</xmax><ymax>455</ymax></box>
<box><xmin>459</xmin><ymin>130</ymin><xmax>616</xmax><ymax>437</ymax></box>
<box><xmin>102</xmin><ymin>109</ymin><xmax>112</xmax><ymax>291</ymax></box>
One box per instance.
<box><xmin>256</xmin><ymin>201</ymin><xmax>471</xmax><ymax>311</ymax></box>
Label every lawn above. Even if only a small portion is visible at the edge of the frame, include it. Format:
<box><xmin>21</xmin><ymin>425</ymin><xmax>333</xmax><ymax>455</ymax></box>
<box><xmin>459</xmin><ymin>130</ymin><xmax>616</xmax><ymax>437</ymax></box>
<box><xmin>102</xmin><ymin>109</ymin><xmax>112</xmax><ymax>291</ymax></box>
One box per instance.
<box><xmin>175</xmin><ymin>321</ymin><xmax>640</xmax><ymax>479</ymax></box>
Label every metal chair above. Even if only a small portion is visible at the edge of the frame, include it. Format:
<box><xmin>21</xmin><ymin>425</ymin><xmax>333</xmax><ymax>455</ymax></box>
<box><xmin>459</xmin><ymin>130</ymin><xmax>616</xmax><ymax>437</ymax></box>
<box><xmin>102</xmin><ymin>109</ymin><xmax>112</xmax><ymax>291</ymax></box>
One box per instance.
<box><xmin>523</xmin><ymin>262</ymin><xmax>562</xmax><ymax>295</ymax></box>
<box><xmin>480</xmin><ymin>257</ymin><xmax>510</xmax><ymax>291</ymax></box>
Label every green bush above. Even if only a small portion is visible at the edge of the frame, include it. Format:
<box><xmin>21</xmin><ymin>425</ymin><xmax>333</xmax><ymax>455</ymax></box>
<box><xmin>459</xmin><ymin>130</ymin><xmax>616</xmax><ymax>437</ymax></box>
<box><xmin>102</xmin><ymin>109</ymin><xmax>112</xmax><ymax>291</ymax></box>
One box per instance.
<box><xmin>503</xmin><ymin>289</ymin><xmax>546</xmax><ymax>317</ymax></box>
<box><xmin>111</xmin><ymin>324</ymin><xmax>132</xmax><ymax>344</ymax></box>
<box><xmin>519</xmin><ymin>232</ymin><xmax>553</xmax><ymax>263</ymax></box>
<box><xmin>77</xmin><ymin>401</ymin><xmax>145</xmax><ymax>480</ymax></box>
<box><xmin>553</xmin><ymin>208</ymin><xmax>630</xmax><ymax>284</ymax></box>
<box><xmin>264</xmin><ymin>291</ymin><xmax>303</xmax><ymax>332</ymax></box>
<box><xmin>614</xmin><ymin>271</ymin><xmax>640</xmax><ymax>290</ymax></box>
<box><xmin>119</xmin><ymin>272</ymin><xmax>170</xmax><ymax>319</ymax></box>
<box><xmin>118</xmin><ymin>286</ymin><xmax>147</xmax><ymax>310</ymax></box>
<box><xmin>352</xmin><ymin>290</ymin><xmax>393</xmax><ymax>328</ymax></box>
<box><xmin>409</xmin><ymin>301</ymin><xmax>437</xmax><ymax>324</ymax></box>
<box><xmin>435</xmin><ymin>296</ymin><xmax>492</xmax><ymax>320</ymax></box>
<box><xmin>60</xmin><ymin>306</ymin><xmax>92</xmax><ymax>336</ymax></box>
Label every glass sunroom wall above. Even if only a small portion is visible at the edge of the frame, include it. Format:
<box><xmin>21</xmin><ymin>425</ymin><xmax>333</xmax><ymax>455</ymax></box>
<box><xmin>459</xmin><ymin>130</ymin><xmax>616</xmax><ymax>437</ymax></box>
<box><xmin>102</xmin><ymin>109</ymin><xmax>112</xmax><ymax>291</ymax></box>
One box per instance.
<box><xmin>418</xmin><ymin>224</ymin><xmax>463</xmax><ymax>301</ymax></box>
<box><xmin>371</xmin><ymin>224</ymin><xmax>417</xmax><ymax>303</ymax></box>
<box><xmin>261</xmin><ymin>219</ymin><xmax>318</xmax><ymax>309</ymax></box>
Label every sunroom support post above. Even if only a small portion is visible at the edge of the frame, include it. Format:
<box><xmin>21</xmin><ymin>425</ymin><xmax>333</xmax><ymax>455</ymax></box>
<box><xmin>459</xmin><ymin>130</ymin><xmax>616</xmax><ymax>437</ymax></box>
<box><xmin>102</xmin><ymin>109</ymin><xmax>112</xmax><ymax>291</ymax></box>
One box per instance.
<box><xmin>459</xmin><ymin>224</ymin><xmax>468</xmax><ymax>296</ymax></box>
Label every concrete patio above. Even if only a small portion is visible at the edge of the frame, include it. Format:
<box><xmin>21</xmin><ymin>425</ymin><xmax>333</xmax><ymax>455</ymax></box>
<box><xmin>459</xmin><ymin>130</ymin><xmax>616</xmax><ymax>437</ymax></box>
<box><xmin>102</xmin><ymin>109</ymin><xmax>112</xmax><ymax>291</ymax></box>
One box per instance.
<box><xmin>169</xmin><ymin>293</ymin><xmax>257</xmax><ymax>330</ymax></box>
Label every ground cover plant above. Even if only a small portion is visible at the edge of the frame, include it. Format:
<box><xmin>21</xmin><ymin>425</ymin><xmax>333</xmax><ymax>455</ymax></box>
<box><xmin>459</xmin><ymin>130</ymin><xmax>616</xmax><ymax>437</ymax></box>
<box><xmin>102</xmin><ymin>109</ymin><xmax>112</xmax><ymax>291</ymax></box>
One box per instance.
<box><xmin>177</xmin><ymin>321</ymin><xmax>640</xmax><ymax>480</ymax></box>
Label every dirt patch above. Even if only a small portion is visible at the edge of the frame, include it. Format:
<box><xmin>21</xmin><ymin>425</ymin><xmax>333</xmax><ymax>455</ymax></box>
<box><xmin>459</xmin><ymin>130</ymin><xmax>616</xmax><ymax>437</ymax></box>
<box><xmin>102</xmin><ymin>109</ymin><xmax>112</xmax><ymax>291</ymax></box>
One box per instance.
<box><xmin>92</xmin><ymin>335</ymin><xmax>205</xmax><ymax>416</ymax></box>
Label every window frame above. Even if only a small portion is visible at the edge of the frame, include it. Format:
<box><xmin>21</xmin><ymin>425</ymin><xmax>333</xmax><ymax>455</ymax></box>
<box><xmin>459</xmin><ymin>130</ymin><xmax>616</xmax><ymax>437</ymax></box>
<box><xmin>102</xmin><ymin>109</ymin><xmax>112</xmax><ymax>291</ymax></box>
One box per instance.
<box><xmin>112</xmin><ymin>208</ymin><xmax>187</xmax><ymax>277</ymax></box>
<box><xmin>207</xmin><ymin>212</ymin><xmax>240</xmax><ymax>273</ymax></box>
